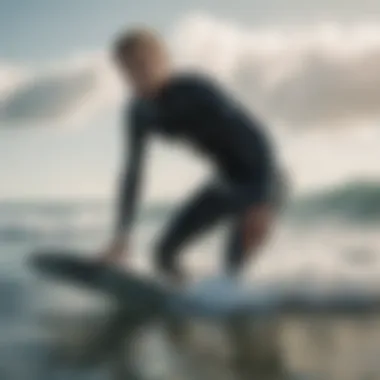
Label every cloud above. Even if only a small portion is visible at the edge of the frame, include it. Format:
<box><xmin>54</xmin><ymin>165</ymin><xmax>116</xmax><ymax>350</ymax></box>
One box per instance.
<box><xmin>0</xmin><ymin>65</ymin><xmax>27</xmax><ymax>97</ymax></box>
<box><xmin>0</xmin><ymin>54</ymin><xmax>121</xmax><ymax>128</ymax></box>
<box><xmin>2</xmin><ymin>14</ymin><xmax>380</xmax><ymax>129</ymax></box>
<box><xmin>172</xmin><ymin>14</ymin><xmax>380</xmax><ymax>128</ymax></box>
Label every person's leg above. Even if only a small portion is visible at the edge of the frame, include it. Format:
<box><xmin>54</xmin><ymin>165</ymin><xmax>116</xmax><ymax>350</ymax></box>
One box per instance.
<box><xmin>154</xmin><ymin>181</ymin><xmax>233</xmax><ymax>284</ymax></box>
<box><xmin>225</xmin><ymin>203</ymin><xmax>275</xmax><ymax>274</ymax></box>
<box><xmin>225</xmin><ymin>168</ymin><xmax>288</xmax><ymax>274</ymax></box>
<box><xmin>155</xmin><ymin>168</ymin><xmax>287</xmax><ymax>279</ymax></box>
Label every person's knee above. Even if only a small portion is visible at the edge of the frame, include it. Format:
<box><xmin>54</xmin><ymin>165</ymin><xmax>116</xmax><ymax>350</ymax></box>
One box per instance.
<box><xmin>244</xmin><ymin>206</ymin><xmax>274</xmax><ymax>248</ymax></box>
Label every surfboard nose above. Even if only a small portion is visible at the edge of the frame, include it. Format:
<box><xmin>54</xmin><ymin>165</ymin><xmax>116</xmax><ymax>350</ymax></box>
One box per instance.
<box><xmin>31</xmin><ymin>251</ymin><xmax>103</xmax><ymax>283</ymax></box>
<box><xmin>30</xmin><ymin>250</ymin><xmax>170</xmax><ymax>318</ymax></box>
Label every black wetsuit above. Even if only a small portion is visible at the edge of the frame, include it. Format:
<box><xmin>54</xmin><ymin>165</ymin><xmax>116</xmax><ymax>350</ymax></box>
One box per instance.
<box><xmin>117</xmin><ymin>73</ymin><xmax>281</xmax><ymax>275</ymax></box>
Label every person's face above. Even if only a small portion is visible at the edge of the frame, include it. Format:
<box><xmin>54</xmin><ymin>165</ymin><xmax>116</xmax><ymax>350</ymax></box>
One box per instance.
<box><xmin>117</xmin><ymin>43</ymin><xmax>170</xmax><ymax>96</ymax></box>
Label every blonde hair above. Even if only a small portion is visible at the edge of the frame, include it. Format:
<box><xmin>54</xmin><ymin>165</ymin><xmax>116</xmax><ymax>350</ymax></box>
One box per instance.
<box><xmin>112</xmin><ymin>27</ymin><xmax>163</xmax><ymax>62</ymax></box>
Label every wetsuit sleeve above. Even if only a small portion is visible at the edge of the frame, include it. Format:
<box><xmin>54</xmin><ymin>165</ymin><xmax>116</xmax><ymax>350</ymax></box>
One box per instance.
<box><xmin>115</xmin><ymin>105</ymin><xmax>148</xmax><ymax>238</ymax></box>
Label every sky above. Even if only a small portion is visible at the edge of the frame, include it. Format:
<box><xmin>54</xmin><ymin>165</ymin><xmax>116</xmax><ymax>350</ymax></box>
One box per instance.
<box><xmin>1</xmin><ymin>0</ymin><xmax>380</xmax><ymax>201</ymax></box>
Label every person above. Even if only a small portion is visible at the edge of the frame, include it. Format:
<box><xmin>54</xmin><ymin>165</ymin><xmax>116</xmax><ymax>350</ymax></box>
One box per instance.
<box><xmin>100</xmin><ymin>28</ymin><xmax>286</xmax><ymax>285</ymax></box>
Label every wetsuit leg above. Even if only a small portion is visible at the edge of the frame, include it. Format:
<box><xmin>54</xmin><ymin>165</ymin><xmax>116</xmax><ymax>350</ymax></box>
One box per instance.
<box><xmin>154</xmin><ymin>170</ymin><xmax>285</xmax><ymax>277</ymax></box>
<box><xmin>154</xmin><ymin>181</ymin><xmax>234</xmax><ymax>276</ymax></box>
<box><xmin>225</xmin><ymin>169</ymin><xmax>288</xmax><ymax>274</ymax></box>
<box><xmin>224</xmin><ymin>207</ymin><xmax>271</xmax><ymax>275</ymax></box>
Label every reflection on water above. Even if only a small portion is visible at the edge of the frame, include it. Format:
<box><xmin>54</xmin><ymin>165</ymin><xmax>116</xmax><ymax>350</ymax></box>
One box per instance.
<box><xmin>25</xmin><ymin>310</ymin><xmax>380</xmax><ymax>380</ymax></box>
<box><xmin>282</xmin><ymin>316</ymin><xmax>380</xmax><ymax>380</ymax></box>
<box><xmin>3</xmin><ymin>286</ymin><xmax>380</xmax><ymax>379</ymax></box>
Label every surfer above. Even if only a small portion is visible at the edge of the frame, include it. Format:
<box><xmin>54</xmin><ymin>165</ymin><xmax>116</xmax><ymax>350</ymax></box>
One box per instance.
<box><xmin>100</xmin><ymin>28</ymin><xmax>286</xmax><ymax>284</ymax></box>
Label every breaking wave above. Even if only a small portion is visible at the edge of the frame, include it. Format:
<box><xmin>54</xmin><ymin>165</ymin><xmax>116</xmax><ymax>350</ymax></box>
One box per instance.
<box><xmin>0</xmin><ymin>181</ymin><xmax>379</xmax><ymax>243</ymax></box>
<box><xmin>289</xmin><ymin>181</ymin><xmax>380</xmax><ymax>224</ymax></box>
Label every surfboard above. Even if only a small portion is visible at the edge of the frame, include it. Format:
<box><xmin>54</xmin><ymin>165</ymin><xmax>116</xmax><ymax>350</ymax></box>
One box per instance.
<box><xmin>30</xmin><ymin>250</ymin><xmax>380</xmax><ymax>320</ymax></box>
<box><xmin>30</xmin><ymin>250</ymin><xmax>169</xmax><ymax>318</ymax></box>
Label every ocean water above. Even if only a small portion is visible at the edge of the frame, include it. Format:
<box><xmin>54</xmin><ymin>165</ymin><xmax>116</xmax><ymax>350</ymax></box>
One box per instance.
<box><xmin>1</xmin><ymin>181</ymin><xmax>380</xmax><ymax>379</ymax></box>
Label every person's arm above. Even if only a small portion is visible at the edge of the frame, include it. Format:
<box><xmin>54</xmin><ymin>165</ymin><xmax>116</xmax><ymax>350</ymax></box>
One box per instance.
<box><xmin>115</xmin><ymin>107</ymin><xmax>147</xmax><ymax>241</ymax></box>
<box><xmin>100</xmin><ymin>105</ymin><xmax>148</xmax><ymax>263</ymax></box>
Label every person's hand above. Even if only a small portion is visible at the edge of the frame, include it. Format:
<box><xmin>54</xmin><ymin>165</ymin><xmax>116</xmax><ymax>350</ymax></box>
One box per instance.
<box><xmin>98</xmin><ymin>235</ymin><xmax>128</xmax><ymax>265</ymax></box>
